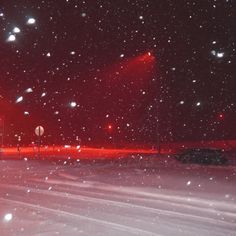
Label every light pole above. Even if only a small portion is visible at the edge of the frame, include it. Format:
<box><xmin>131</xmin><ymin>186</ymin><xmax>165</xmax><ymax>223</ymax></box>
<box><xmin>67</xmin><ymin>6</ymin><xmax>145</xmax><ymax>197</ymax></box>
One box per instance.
<box><xmin>156</xmin><ymin>97</ymin><xmax>161</xmax><ymax>154</ymax></box>
<box><xmin>155</xmin><ymin>69</ymin><xmax>161</xmax><ymax>154</ymax></box>
<box><xmin>17</xmin><ymin>135</ymin><xmax>21</xmax><ymax>158</ymax></box>
<box><xmin>0</xmin><ymin>116</ymin><xmax>4</xmax><ymax>148</ymax></box>
<box><xmin>157</xmin><ymin>116</ymin><xmax>161</xmax><ymax>154</ymax></box>
<box><xmin>107</xmin><ymin>124</ymin><xmax>115</xmax><ymax>147</ymax></box>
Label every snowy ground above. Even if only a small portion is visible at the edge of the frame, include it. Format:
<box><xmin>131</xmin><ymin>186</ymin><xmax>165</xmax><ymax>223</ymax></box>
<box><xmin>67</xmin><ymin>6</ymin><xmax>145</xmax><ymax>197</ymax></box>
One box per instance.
<box><xmin>0</xmin><ymin>154</ymin><xmax>236</xmax><ymax>236</ymax></box>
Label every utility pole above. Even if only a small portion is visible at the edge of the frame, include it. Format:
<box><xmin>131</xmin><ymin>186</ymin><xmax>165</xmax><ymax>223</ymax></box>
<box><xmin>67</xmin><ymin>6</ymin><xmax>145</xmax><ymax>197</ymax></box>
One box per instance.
<box><xmin>156</xmin><ymin>102</ymin><xmax>161</xmax><ymax>154</ymax></box>
<box><xmin>156</xmin><ymin>77</ymin><xmax>161</xmax><ymax>154</ymax></box>
<box><xmin>157</xmin><ymin>116</ymin><xmax>161</xmax><ymax>154</ymax></box>
<box><xmin>0</xmin><ymin>116</ymin><xmax>4</xmax><ymax>148</ymax></box>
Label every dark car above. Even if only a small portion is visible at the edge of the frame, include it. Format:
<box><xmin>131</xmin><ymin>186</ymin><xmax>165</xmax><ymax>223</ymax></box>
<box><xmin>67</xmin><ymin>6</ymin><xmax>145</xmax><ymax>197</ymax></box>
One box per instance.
<box><xmin>175</xmin><ymin>148</ymin><xmax>228</xmax><ymax>165</ymax></box>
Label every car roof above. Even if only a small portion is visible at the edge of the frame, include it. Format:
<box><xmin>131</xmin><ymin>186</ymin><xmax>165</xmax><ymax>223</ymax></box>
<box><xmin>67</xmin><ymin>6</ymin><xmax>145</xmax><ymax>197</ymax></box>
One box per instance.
<box><xmin>182</xmin><ymin>148</ymin><xmax>222</xmax><ymax>152</ymax></box>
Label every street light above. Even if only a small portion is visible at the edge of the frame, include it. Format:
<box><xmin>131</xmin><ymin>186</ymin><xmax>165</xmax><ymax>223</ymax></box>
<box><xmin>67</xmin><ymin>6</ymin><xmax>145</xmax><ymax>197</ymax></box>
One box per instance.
<box><xmin>145</xmin><ymin>51</ymin><xmax>161</xmax><ymax>154</ymax></box>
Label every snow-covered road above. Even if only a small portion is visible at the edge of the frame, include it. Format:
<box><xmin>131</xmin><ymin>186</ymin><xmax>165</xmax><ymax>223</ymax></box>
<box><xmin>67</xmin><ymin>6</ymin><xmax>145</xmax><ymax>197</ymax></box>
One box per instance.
<box><xmin>0</xmin><ymin>156</ymin><xmax>236</xmax><ymax>236</ymax></box>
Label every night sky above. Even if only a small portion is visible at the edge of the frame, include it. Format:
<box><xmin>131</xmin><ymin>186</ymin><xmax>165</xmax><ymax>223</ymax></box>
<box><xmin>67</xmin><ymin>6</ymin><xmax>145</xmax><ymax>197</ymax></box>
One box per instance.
<box><xmin>0</xmin><ymin>0</ymin><xmax>235</xmax><ymax>146</ymax></box>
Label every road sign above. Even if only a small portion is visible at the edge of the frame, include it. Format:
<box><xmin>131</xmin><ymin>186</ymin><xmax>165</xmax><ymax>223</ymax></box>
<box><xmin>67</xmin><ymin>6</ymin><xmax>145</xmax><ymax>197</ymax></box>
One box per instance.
<box><xmin>35</xmin><ymin>126</ymin><xmax>44</xmax><ymax>137</ymax></box>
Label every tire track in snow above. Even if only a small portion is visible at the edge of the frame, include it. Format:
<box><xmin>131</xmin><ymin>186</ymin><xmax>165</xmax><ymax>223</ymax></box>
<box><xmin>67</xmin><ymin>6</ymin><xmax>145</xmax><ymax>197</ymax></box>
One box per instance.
<box><xmin>0</xmin><ymin>197</ymin><xmax>160</xmax><ymax>236</ymax></box>
<box><xmin>32</xmin><ymin>178</ymin><xmax>236</xmax><ymax>216</ymax></box>
<box><xmin>0</xmin><ymin>183</ymin><xmax>236</xmax><ymax>230</ymax></box>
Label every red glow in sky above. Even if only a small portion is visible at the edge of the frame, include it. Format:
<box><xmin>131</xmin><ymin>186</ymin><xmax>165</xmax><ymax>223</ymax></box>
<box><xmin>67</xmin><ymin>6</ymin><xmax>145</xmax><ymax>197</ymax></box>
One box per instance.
<box><xmin>137</xmin><ymin>51</ymin><xmax>155</xmax><ymax>62</ymax></box>
<box><xmin>1</xmin><ymin>51</ymin><xmax>157</xmax><ymax>146</ymax></box>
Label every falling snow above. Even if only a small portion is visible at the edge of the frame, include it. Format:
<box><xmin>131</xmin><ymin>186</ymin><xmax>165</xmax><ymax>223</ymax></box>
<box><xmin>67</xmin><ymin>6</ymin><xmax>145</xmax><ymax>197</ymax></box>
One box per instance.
<box><xmin>7</xmin><ymin>34</ymin><xmax>16</xmax><ymax>42</ymax></box>
<box><xmin>27</xmin><ymin>17</ymin><xmax>36</xmax><ymax>25</ymax></box>
<box><xmin>3</xmin><ymin>213</ymin><xmax>13</xmax><ymax>222</ymax></box>
<box><xmin>0</xmin><ymin>2</ymin><xmax>235</xmax><ymax>235</ymax></box>
<box><xmin>0</xmin><ymin>0</ymin><xmax>234</xmax><ymax>145</ymax></box>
